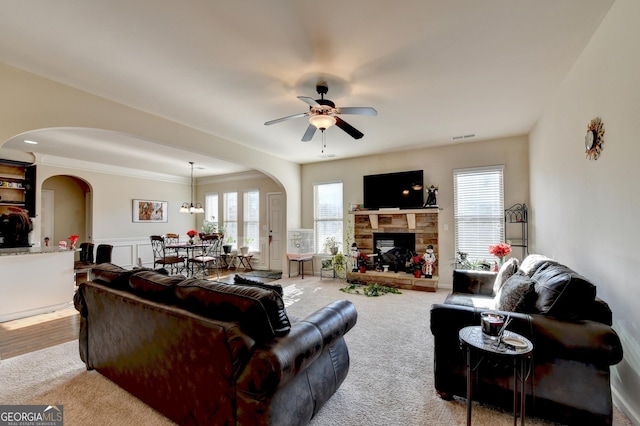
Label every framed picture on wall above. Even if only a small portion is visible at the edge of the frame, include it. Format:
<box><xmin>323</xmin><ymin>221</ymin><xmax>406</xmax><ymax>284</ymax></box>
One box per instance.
<box><xmin>133</xmin><ymin>199</ymin><xmax>168</xmax><ymax>223</ymax></box>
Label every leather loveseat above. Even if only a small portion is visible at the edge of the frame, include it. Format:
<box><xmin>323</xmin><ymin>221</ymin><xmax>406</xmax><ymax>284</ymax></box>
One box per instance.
<box><xmin>73</xmin><ymin>263</ymin><xmax>357</xmax><ymax>426</ymax></box>
<box><xmin>430</xmin><ymin>254</ymin><xmax>623</xmax><ymax>425</ymax></box>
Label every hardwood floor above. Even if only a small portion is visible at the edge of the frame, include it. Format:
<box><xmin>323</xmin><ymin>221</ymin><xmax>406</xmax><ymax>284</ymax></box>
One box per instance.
<box><xmin>0</xmin><ymin>269</ymin><xmax>265</xmax><ymax>360</ymax></box>
<box><xmin>0</xmin><ymin>307</ymin><xmax>80</xmax><ymax>360</ymax></box>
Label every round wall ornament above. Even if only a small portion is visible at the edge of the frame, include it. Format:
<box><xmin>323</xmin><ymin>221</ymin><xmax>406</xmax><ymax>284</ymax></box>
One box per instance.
<box><xmin>585</xmin><ymin>117</ymin><xmax>604</xmax><ymax>160</ymax></box>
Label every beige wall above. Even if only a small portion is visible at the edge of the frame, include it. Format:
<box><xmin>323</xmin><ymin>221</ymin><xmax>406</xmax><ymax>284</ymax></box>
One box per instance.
<box><xmin>301</xmin><ymin>135</ymin><xmax>529</xmax><ymax>284</ymax></box>
<box><xmin>41</xmin><ymin>175</ymin><xmax>88</xmax><ymax>246</ymax></box>
<box><xmin>529</xmin><ymin>0</ymin><xmax>639</xmax><ymax>421</ymax></box>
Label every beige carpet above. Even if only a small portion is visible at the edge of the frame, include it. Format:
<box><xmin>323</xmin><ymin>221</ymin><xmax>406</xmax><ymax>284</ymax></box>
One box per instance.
<box><xmin>0</xmin><ymin>276</ymin><xmax>632</xmax><ymax>426</ymax></box>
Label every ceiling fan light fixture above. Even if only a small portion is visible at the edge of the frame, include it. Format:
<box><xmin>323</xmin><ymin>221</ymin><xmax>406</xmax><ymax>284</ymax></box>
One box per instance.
<box><xmin>309</xmin><ymin>114</ymin><xmax>336</xmax><ymax>130</ymax></box>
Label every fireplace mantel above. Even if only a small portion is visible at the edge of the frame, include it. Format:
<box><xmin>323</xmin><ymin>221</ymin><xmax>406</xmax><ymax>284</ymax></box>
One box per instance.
<box><xmin>349</xmin><ymin>208</ymin><xmax>439</xmax><ymax>230</ymax></box>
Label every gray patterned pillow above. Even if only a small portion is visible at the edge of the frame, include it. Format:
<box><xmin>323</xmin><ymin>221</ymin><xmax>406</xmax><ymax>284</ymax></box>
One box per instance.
<box><xmin>495</xmin><ymin>271</ymin><xmax>537</xmax><ymax>312</ymax></box>
<box><xmin>493</xmin><ymin>257</ymin><xmax>520</xmax><ymax>296</ymax></box>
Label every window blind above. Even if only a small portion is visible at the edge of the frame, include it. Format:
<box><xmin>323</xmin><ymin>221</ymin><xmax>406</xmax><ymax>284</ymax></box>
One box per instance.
<box><xmin>243</xmin><ymin>189</ymin><xmax>259</xmax><ymax>251</ymax></box>
<box><xmin>313</xmin><ymin>182</ymin><xmax>343</xmax><ymax>254</ymax></box>
<box><xmin>223</xmin><ymin>191</ymin><xmax>238</xmax><ymax>249</ymax></box>
<box><xmin>454</xmin><ymin>166</ymin><xmax>504</xmax><ymax>263</ymax></box>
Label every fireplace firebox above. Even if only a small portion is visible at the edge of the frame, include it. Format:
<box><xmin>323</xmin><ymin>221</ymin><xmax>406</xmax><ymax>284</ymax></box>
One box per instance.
<box><xmin>373</xmin><ymin>233</ymin><xmax>416</xmax><ymax>272</ymax></box>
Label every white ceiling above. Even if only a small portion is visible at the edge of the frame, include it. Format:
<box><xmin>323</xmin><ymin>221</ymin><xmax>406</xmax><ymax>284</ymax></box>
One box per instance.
<box><xmin>0</xmin><ymin>0</ymin><xmax>614</xmax><ymax>178</ymax></box>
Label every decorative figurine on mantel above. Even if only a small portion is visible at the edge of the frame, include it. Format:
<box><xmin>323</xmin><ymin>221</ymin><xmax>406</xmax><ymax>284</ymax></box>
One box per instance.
<box><xmin>424</xmin><ymin>185</ymin><xmax>438</xmax><ymax>208</ymax></box>
<box><xmin>422</xmin><ymin>244</ymin><xmax>436</xmax><ymax>278</ymax></box>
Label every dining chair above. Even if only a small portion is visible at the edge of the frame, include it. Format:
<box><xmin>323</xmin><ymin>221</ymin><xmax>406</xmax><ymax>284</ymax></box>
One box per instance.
<box><xmin>150</xmin><ymin>235</ymin><xmax>185</xmax><ymax>274</ymax></box>
<box><xmin>96</xmin><ymin>244</ymin><xmax>113</xmax><ymax>264</ymax></box>
<box><xmin>164</xmin><ymin>233</ymin><xmax>180</xmax><ymax>257</ymax></box>
<box><xmin>187</xmin><ymin>234</ymin><xmax>222</xmax><ymax>279</ymax></box>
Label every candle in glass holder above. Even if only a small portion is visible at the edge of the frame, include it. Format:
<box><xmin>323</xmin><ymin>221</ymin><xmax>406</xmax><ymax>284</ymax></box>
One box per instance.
<box><xmin>481</xmin><ymin>312</ymin><xmax>506</xmax><ymax>341</ymax></box>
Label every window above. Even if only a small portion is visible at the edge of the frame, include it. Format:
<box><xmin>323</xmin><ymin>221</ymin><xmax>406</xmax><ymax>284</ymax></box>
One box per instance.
<box><xmin>223</xmin><ymin>191</ymin><xmax>238</xmax><ymax>249</ymax></box>
<box><xmin>454</xmin><ymin>166</ymin><xmax>504</xmax><ymax>263</ymax></box>
<box><xmin>204</xmin><ymin>192</ymin><xmax>218</xmax><ymax>231</ymax></box>
<box><xmin>313</xmin><ymin>182</ymin><xmax>343</xmax><ymax>254</ymax></box>
<box><xmin>243</xmin><ymin>189</ymin><xmax>259</xmax><ymax>252</ymax></box>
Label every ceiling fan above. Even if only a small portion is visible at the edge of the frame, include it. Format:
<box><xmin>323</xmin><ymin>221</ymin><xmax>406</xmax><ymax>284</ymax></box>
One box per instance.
<box><xmin>264</xmin><ymin>82</ymin><xmax>377</xmax><ymax>142</ymax></box>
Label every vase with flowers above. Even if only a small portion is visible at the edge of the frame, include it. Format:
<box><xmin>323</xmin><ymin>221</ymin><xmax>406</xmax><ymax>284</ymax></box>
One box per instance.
<box><xmin>489</xmin><ymin>243</ymin><xmax>512</xmax><ymax>268</ymax></box>
<box><xmin>186</xmin><ymin>229</ymin><xmax>198</xmax><ymax>245</ymax></box>
<box><xmin>68</xmin><ymin>234</ymin><xmax>79</xmax><ymax>250</ymax></box>
<box><xmin>357</xmin><ymin>252</ymin><xmax>369</xmax><ymax>273</ymax></box>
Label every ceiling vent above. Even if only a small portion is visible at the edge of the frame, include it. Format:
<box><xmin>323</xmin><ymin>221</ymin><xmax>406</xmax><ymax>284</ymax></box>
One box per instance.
<box><xmin>451</xmin><ymin>134</ymin><xmax>476</xmax><ymax>141</ymax></box>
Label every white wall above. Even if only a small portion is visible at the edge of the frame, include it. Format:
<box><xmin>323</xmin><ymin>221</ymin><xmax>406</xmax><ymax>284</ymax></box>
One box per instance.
<box><xmin>529</xmin><ymin>0</ymin><xmax>640</xmax><ymax>421</ymax></box>
<box><xmin>301</xmin><ymin>135</ymin><xmax>529</xmax><ymax>284</ymax></box>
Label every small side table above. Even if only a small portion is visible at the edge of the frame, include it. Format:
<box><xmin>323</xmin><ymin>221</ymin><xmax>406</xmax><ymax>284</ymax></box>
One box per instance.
<box><xmin>236</xmin><ymin>254</ymin><xmax>253</xmax><ymax>272</ymax></box>
<box><xmin>288</xmin><ymin>255</ymin><xmax>314</xmax><ymax>279</ymax></box>
<box><xmin>459</xmin><ymin>326</ymin><xmax>533</xmax><ymax>426</ymax></box>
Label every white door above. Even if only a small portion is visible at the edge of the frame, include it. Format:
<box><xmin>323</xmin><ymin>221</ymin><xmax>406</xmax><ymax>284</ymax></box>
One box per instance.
<box><xmin>267</xmin><ymin>192</ymin><xmax>283</xmax><ymax>271</ymax></box>
<box><xmin>41</xmin><ymin>190</ymin><xmax>54</xmax><ymax>246</ymax></box>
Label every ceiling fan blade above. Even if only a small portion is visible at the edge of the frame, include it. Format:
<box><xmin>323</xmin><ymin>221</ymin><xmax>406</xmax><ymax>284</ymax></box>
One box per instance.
<box><xmin>335</xmin><ymin>117</ymin><xmax>364</xmax><ymax>139</ymax></box>
<box><xmin>264</xmin><ymin>112</ymin><xmax>309</xmax><ymax>126</ymax></box>
<box><xmin>336</xmin><ymin>106</ymin><xmax>378</xmax><ymax>116</ymax></box>
<box><xmin>297</xmin><ymin>96</ymin><xmax>319</xmax><ymax>106</ymax></box>
<box><xmin>301</xmin><ymin>124</ymin><xmax>317</xmax><ymax>142</ymax></box>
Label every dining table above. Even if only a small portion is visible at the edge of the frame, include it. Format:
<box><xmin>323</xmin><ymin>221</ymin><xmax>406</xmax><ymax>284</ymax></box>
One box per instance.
<box><xmin>165</xmin><ymin>241</ymin><xmax>207</xmax><ymax>277</ymax></box>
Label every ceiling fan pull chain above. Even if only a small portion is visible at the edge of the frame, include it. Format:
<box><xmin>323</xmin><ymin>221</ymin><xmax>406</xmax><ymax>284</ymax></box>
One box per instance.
<box><xmin>322</xmin><ymin>130</ymin><xmax>326</xmax><ymax>153</ymax></box>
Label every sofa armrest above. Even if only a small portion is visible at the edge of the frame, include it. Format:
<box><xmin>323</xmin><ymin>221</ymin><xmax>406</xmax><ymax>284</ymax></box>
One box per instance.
<box><xmin>236</xmin><ymin>300</ymin><xmax>357</xmax><ymax>395</ymax></box>
<box><xmin>430</xmin><ymin>303</ymin><xmax>623</xmax><ymax>366</ymax></box>
<box><xmin>452</xmin><ymin>269</ymin><xmax>497</xmax><ymax>296</ymax></box>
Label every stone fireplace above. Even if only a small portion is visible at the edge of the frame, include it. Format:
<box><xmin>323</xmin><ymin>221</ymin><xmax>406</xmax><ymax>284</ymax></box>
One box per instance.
<box><xmin>348</xmin><ymin>209</ymin><xmax>439</xmax><ymax>291</ymax></box>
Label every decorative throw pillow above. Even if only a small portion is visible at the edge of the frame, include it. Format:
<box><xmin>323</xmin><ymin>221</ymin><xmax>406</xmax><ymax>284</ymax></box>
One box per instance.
<box><xmin>129</xmin><ymin>270</ymin><xmax>185</xmax><ymax>302</ymax></box>
<box><xmin>492</xmin><ymin>257</ymin><xmax>520</xmax><ymax>296</ymax></box>
<box><xmin>233</xmin><ymin>274</ymin><xmax>284</xmax><ymax>297</ymax></box>
<box><xmin>532</xmin><ymin>264</ymin><xmax>596</xmax><ymax>319</ymax></box>
<box><xmin>175</xmin><ymin>278</ymin><xmax>291</xmax><ymax>342</ymax></box>
<box><xmin>495</xmin><ymin>271</ymin><xmax>538</xmax><ymax>312</ymax></box>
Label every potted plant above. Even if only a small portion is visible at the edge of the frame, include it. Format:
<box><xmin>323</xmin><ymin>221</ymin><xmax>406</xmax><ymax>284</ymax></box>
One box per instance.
<box><xmin>411</xmin><ymin>254</ymin><xmax>425</xmax><ymax>278</ymax></box>
<box><xmin>332</xmin><ymin>252</ymin><xmax>347</xmax><ymax>279</ymax></box>
<box><xmin>239</xmin><ymin>237</ymin><xmax>253</xmax><ymax>256</ymax></box>
<box><xmin>201</xmin><ymin>218</ymin><xmax>217</xmax><ymax>234</ymax></box>
<box><xmin>223</xmin><ymin>236</ymin><xmax>235</xmax><ymax>254</ymax></box>
<box><xmin>357</xmin><ymin>252</ymin><xmax>369</xmax><ymax>273</ymax></box>
<box><xmin>323</xmin><ymin>236</ymin><xmax>341</xmax><ymax>255</ymax></box>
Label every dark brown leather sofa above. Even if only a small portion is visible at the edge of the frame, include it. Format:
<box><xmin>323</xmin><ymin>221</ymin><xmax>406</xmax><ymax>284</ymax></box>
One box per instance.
<box><xmin>430</xmin><ymin>255</ymin><xmax>623</xmax><ymax>425</ymax></box>
<box><xmin>74</xmin><ymin>263</ymin><xmax>357</xmax><ymax>426</ymax></box>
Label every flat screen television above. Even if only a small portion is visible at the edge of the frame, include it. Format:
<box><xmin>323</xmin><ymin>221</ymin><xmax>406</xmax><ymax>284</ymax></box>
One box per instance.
<box><xmin>363</xmin><ymin>170</ymin><xmax>424</xmax><ymax>210</ymax></box>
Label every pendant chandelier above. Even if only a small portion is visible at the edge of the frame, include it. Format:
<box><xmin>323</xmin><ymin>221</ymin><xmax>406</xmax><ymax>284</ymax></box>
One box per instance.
<box><xmin>180</xmin><ymin>161</ymin><xmax>204</xmax><ymax>214</ymax></box>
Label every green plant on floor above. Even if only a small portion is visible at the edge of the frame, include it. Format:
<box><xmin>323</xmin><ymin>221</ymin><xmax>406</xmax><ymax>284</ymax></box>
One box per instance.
<box><xmin>332</xmin><ymin>252</ymin><xmax>347</xmax><ymax>273</ymax></box>
<box><xmin>339</xmin><ymin>281</ymin><xmax>402</xmax><ymax>297</ymax></box>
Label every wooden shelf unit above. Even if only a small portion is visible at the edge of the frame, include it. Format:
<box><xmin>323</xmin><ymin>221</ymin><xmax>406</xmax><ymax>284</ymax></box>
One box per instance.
<box><xmin>0</xmin><ymin>159</ymin><xmax>36</xmax><ymax>217</ymax></box>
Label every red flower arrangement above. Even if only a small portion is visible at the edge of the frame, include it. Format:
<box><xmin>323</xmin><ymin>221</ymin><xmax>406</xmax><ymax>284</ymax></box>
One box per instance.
<box><xmin>68</xmin><ymin>234</ymin><xmax>79</xmax><ymax>244</ymax></box>
<box><xmin>357</xmin><ymin>252</ymin><xmax>369</xmax><ymax>267</ymax></box>
<box><xmin>186</xmin><ymin>229</ymin><xmax>198</xmax><ymax>238</ymax></box>
<box><xmin>411</xmin><ymin>254</ymin><xmax>426</xmax><ymax>271</ymax></box>
<box><xmin>489</xmin><ymin>243</ymin><xmax>512</xmax><ymax>258</ymax></box>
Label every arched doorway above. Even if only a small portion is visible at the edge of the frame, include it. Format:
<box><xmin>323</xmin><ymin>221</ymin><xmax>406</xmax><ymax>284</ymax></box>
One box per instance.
<box><xmin>41</xmin><ymin>175</ymin><xmax>92</xmax><ymax>249</ymax></box>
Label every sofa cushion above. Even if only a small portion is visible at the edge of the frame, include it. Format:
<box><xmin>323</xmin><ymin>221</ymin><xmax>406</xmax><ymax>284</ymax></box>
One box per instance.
<box><xmin>233</xmin><ymin>274</ymin><xmax>284</xmax><ymax>297</ymax></box>
<box><xmin>90</xmin><ymin>263</ymin><xmax>136</xmax><ymax>290</ymax></box>
<box><xmin>174</xmin><ymin>278</ymin><xmax>291</xmax><ymax>342</ymax></box>
<box><xmin>129</xmin><ymin>271</ymin><xmax>186</xmax><ymax>302</ymax></box>
<box><xmin>495</xmin><ymin>271</ymin><xmax>537</xmax><ymax>312</ymax></box>
<box><xmin>519</xmin><ymin>254</ymin><xmax>558</xmax><ymax>277</ymax></box>
<box><xmin>532</xmin><ymin>263</ymin><xmax>596</xmax><ymax>319</ymax></box>
<box><xmin>492</xmin><ymin>257</ymin><xmax>519</xmax><ymax>295</ymax></box>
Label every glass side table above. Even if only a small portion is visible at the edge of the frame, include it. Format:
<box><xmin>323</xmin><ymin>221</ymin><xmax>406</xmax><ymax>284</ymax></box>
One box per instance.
<box><xmin>459</xmin><ymin>325</ymin><xmax>533</xmax><ymax>426</ymax></box>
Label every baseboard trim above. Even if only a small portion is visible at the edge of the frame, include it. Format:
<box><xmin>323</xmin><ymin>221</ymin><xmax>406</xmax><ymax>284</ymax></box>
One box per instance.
<box><xmin>612</xmin><ymin>385</ymin><xmax>640</xmax><ymax>425</ymax></box>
